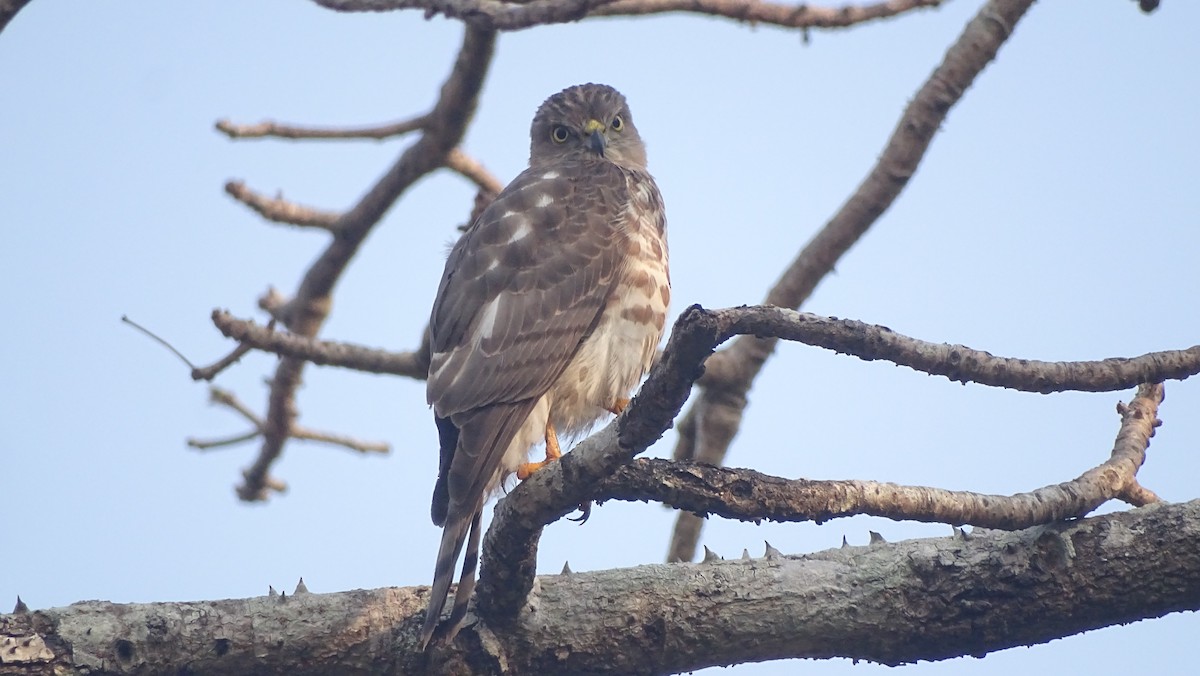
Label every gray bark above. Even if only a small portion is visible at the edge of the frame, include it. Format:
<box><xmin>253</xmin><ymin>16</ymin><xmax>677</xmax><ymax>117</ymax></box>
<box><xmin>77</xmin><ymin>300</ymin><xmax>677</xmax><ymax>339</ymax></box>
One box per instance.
<box><xmin>4</xmin><ymin>499</ymin><xmax>1198</xmax><ymax>675</ymax></box>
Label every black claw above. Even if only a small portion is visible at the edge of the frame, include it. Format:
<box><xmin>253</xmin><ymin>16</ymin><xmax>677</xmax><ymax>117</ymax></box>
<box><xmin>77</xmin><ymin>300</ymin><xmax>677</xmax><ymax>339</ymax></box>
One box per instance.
<box><xmin>568</xmin><ymin>500</ymin><xmax>593</xmax><ymax>523</ymax></box>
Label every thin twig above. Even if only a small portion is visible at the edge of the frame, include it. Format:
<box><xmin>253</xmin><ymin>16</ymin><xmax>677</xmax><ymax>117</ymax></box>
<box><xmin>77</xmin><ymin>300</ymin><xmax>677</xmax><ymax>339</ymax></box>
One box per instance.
<box><xmin>192</xmin><ymin>341</ymin><xmax>256</xmax><ymax>382</ymax></box>
<box><xmin>187</xmin><ymin>430</ymin><xmax>260</xmax><ymax>450</ymax></box>
<box><xmin>292</xmin><ymin>425</ymin><xmax>391</xmax><ymax>454</ymax></box>
<box><xmin>225</xmin><ymin>181</ymin><xmax>342</xmax><ymax>230</ymax></box>
<box><xmin>211</xmin><ymin>310</ymin><xmax>428</xmax><ymax>379</ymax></box>
<box><xmin>214</xmin><ymin>114</ymin><xmax>429</xmax><ymax>140</ymax></box>
<box><xmin>121</xmin><ymin>315</ymin><xmax>198</xmax><ymax>370</ymax></box>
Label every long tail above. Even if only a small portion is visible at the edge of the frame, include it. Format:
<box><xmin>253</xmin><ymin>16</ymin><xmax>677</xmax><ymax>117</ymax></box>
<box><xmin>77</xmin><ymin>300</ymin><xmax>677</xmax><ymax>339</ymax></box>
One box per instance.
<box><xmin>420</xmin><ymin>501</ymin><xmax>481</xmax><ymax>650</ymax></box>
<box><xmin>445</xmin><ymin>509</ymin><xmax>483</xmax><ymax>641</ymax></box>
<box><xmin>421</xmin><ymin>400</ymin><xmax>539</xmax><ymax>649</ymax></box>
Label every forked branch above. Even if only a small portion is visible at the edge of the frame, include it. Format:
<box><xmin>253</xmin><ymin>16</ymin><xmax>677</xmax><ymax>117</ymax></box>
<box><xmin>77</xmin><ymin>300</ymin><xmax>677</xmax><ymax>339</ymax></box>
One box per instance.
<box><xmin>669</xmin><ymin>0</ymin><xmax>1039</xmax><ymax>562</ymax></box>
<box><xmin>600</xmin><ymin>383</ymin><xmax>1163</xmax><ymax>528</ymax></box>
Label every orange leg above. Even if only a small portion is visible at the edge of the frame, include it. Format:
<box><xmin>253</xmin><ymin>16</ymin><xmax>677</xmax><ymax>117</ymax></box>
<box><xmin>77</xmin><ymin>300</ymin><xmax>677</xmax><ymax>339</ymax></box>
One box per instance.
<box><xmin>606</xmin><ymin>397</ymin><xmax>631</xmax><ymax>415</ymax></box>
<box><xmin>517</xmin><ymin>420</ymin><xmax>563</xmax><ymax>480</ymax></box>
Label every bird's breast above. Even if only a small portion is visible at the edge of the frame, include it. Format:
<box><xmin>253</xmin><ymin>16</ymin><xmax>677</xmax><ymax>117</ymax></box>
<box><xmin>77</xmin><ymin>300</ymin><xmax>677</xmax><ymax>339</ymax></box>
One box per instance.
<box><xmin>548</xmin><ymin>185</ymin><xmax>669</xmax><ymax>437</ymax></box>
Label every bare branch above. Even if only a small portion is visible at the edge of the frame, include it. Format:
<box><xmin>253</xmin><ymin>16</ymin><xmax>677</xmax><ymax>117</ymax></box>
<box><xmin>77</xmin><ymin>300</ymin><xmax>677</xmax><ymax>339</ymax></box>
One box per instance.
<box><xmin>670</xmin><ymin>0</ymin><xmax>1038</xmax><ymax>562</ymax></box>
<box><xmin>214</xmin><ymin>114</ymin><xmax>428</xmax><ymax>140</ymax></box>
<box><xmin>291</xmin><ymin>425</ymin><xmax>391</xmax><ymax>454</ymax></box>
<box><xmin>717</xmin><ymin>309</ymin><xmax>1200</xmax><ymax>393</ymax></box>
<box><xmin>208</xmin><ymin>386</ymin><xmax>263</xmax><ymax>425</ymax></box>
<box><xmin>237</xmin><ymin>25</ymin><xmax>496</xmax><ymax>502</ymax></box>
<box><xmin>8</xmin><ymin>502</ymin><xmax>1198</xmax><ymax>673</ymax></box>
<box><xmin>191</xmin><ymin>341</ymin><xmax>256</xmax><ymax>382</ymax></box>
<box><xmin>313</xmin><ymin>0</ymin><xmax>942</xmax><ymax>31</ymax></box>
<box><xmin>314</xmin><ymin>0</ymin><xmax>622</xmax><ymax>30</ymax></box>
<box><xmin>187</xmin><ymin>386</ymin><xmax>388</xmax><ymax>462</ymax></box>
<box><xmin>211</xmin><ymin>310</ymin><xmax>429</xmax><ymax>379</ymax></box>
<box><xmin>224</xmin><ymin>180</ymin><xmax>342</xmax><ymax>231</ymax></box>
<box><xmin>602</xmin><ymin>384</ymin><xmax>1164</xmax><ymax>528</ymax></box>
<box><xmin>592</xmin><ymin>0</ymin><xmax>944</xmax><ymax>30</ymax></box>
<box><xmin>187</xmin><ymin>430</ymin><xmax>260</xmax><ymax>450</ymax></box>
<box><xmin>120</xmin><ymin>315</ymin><xmax>198</xmax><ymax>370</ymax></box>
<box><xmin>444</xmin><ymin>147</ymin><xmax>504</xmax><ymax>195</ymax></box>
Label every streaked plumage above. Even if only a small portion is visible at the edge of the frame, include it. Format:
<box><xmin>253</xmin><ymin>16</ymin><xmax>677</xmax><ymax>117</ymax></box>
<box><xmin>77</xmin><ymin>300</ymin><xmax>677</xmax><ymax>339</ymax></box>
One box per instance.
<box><xmin>420</xmin><ymin>83</ymin><xmax>669</xmax><ymax>648</ymax></box>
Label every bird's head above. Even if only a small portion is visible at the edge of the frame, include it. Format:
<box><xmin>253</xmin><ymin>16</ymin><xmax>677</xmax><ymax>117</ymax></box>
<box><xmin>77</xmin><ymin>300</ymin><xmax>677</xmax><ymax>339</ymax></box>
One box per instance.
<box><xmin>530</xmin><ymin>83</ymin><xmax>647</xmax><ymax>170</ymax></box>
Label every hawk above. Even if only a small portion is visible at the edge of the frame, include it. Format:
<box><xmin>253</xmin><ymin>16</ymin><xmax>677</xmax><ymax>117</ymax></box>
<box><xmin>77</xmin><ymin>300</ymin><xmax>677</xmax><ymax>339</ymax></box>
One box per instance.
<box><xmin>420</xmin><ymin>83</ymin><xmax>669</xmax><ymax>648</ymax></box>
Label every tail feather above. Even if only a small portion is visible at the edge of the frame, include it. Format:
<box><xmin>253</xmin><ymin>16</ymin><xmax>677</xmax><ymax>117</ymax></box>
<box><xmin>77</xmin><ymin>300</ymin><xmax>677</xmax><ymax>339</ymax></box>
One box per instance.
<box><xmin>444</xmin><ymin>509</ymin><xmax>483</xmax><ymax>643</ymax></box>
<box><xmin>421</xmin><ymin>399</ymin><xmax>540</xmax><ymax>649</ymax></box>
<box><xmin>419</xmin><ymin>502</ymin><xmax>479</xmax><ymax>650</ymax></box>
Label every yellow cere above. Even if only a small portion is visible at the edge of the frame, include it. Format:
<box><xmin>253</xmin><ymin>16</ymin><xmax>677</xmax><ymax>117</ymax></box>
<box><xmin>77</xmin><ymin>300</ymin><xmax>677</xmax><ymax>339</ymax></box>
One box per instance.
<box><xmin>583</xmin><ymin>119</ymin><xmax>606</xmax><ymax>134</ymax></box>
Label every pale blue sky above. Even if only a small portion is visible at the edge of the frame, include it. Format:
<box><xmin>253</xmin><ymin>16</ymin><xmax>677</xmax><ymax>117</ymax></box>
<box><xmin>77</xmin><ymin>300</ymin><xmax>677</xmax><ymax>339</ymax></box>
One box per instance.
<box><xmin>2</xmin><ymin>1</ymin><xmax>1198</xmax><ymax>673</ymax></box>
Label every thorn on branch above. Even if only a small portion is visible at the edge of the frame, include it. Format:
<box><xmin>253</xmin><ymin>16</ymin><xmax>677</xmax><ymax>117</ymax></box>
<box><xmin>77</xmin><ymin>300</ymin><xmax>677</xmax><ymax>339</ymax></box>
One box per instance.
<box><xmin>764</xmin><ymin>541</ymin><xmax>782</xmax><ymax>559</ymax></box>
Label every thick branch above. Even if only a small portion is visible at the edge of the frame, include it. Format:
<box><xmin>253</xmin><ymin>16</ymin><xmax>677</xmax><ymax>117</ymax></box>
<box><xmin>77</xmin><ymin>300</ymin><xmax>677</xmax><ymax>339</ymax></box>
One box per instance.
<box><xmin>236</xmin><ymin>26</ymin><xmax>495</xmax><ymax>502</ymax></box>
<box><xmin>5</xmin><ymin>502</ymin><xmax>1199</xmax><ymax>674</ymax></box>
<box><xmin>670</xmin><ymin>0</ymin><xmax>1038</xmax><ymax>563</ymax></box>
<box><xmin>313</xmin><ymin>0</ymin><xmax>942</xmax><ymax>31</ymax></box>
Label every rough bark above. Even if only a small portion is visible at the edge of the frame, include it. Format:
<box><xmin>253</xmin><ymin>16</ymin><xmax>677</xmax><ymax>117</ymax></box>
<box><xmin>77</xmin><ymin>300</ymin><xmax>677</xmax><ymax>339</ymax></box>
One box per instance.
<box><xmin>4</xmin><ymin>501</ymin><xmax>1198</xmax><ymax>675</ymax></box>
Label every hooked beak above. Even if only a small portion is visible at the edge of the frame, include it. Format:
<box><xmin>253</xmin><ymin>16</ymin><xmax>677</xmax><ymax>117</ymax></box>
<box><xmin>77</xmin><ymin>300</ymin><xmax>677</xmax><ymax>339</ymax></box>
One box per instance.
<box><xmin>584</xmin><ymin>119</ymin><xmax>607</xmax><ymax>156</ymax></box>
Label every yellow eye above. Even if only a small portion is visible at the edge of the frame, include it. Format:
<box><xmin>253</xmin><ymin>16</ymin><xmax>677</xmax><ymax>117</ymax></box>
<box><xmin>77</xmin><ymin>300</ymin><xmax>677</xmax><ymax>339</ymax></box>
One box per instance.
<box><xmin>611</xmin><ymin>116</ymin><xmax>624</xmax><ymax>131</ymax></box>
<box><xmin>551</xmin><ymin>125</ymin><xmax>570</xmax><ymax>143</ymax></box>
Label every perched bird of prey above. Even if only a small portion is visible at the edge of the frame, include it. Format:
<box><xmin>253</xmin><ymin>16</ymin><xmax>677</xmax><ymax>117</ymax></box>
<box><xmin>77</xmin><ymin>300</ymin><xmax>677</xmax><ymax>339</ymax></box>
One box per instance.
<box><xmin>420</xmin><ymin>83</ymin><xmax>669</xmax><ymax>648</ymax></box>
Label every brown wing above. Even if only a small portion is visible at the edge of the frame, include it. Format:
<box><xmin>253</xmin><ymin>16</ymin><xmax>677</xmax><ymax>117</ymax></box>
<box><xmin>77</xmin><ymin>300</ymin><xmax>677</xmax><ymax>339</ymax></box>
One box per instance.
<box><xmin>428</xmin><ymin>161</ymin><xmax>629</xmax><ymax>418</ymax></box>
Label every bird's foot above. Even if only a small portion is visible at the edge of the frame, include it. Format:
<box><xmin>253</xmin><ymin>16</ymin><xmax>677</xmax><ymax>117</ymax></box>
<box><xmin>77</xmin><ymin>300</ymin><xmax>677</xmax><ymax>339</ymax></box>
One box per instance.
<box><xmin>606</xmin><ymin>397</ymin><xmax>631</xmax><ymax>415</ymax></box>
<box><xmin>517</xmin><ymin>420</ymin><xmax>563</xmax><ymax>480</ymax></box>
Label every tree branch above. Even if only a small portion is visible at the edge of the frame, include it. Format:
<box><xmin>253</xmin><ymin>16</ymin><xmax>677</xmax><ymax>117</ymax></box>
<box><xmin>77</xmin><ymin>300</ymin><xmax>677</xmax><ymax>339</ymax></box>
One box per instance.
<box><xmin>444</xmin><ymin>147</ymin><xmax>504</xmax><ymax>196</ymax></box>
<box><xmin>186</xmin><ymin>387</ymin><xmax>389</xmax><ymax>461</ymax></box>
<box><xmin>235</xmin><ymin>25</ymin><xmax>495</xmax><ymax>502</ymax></box>
<box><xmin>211</xmin><ymin>310</ymin><xmax>429</xmax><ymax>379</ymax></box>
<box><xmin>224</xmin><ymin>181</ymin><xmax>342</xmax><ymax>231</ymax></box>
<box><xmin>601</xmin><ymin>382</ymin><xmax>1163</xmax><ymax>528</ymax></box>
<box><xmin>313</xmin><ymin>0</ymin><xmax>943</xmax><ymax>32</ymax></box>
<box><xmin>214</xmin><ymin>114</ymin><xmax>429</xmax><ymax>140</ymax></box>
<box><xmin>213</xmin><ymin>307</ymin><xmax>1200</xmax><ymax>390</ymax></box>
<box><xmin>591</xmin><ymin>0</ymin><xmax>944</xmax><ymax>30</ymax></box>
<box><xmin>6</xmin><ymin>501</ymin><xmax>1198</xmax><ymax>674</ymax></box>
<box><xmin>669</xmin><ymin>0</ymin><xmax>1039</xmax><ymax>563</ymax></box>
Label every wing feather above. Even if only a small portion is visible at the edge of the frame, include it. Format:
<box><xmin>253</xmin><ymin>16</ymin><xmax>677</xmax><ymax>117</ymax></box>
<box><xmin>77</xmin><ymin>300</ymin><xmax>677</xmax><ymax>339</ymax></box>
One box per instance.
<box><xmin>428</xmin><ymin>162</ymin><xmax>629</xmax><ymax>417</ymax></box>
